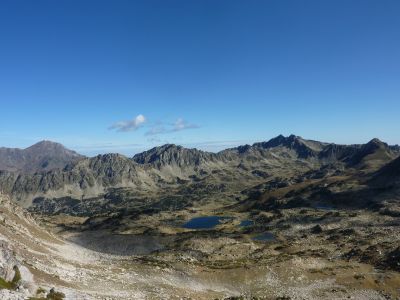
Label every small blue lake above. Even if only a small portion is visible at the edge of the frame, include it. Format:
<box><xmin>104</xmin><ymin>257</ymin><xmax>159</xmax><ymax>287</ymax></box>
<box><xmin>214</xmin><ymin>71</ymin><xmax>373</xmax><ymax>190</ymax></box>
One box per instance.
<box><xmin>239</xmin><ymin>220</ymin><xmax>254</xmax><ymax>227</ymax></box>
<box><xmin>183</xmin><ymin>216</ymin><xmax>231</xmax><ymax>229</ymax></box>
<box><xmin>313</xmin><ymin>204</ymin><xmax>335</xmax><ymax>211</ymax></box>
<box><xmin>253</xmin><ymin>232</ymin><xmax>275</xmax><ymax>242</ymax></box>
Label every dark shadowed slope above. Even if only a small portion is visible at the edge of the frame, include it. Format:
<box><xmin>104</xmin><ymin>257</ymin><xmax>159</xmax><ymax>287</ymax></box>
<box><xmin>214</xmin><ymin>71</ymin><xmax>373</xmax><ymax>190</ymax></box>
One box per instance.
<box><xmin>370</xmin><ymin>155</ymin><xmax>400</xmax><ymax>187</ymax></box>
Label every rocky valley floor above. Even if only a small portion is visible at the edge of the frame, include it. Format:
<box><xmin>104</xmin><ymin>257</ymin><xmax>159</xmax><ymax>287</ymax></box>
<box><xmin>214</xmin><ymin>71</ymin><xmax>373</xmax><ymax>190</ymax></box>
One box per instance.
<box><xmin>1</xmin><ymin>187</ymin><xmax>399</xmax><ymax>300</ymax></box>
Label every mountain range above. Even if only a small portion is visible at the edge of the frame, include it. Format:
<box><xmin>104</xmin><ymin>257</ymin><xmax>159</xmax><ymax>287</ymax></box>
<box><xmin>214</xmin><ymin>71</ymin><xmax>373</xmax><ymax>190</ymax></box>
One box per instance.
<box><xmin>0</xmin><ymin>135</ymin><xmax>399</xmax><ymax>209</ymax></box>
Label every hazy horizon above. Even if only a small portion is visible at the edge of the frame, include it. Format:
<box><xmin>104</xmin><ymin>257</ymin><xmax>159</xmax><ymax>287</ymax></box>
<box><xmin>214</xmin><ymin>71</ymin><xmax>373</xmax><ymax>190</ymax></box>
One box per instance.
<box><xmin>1</xmin><ymin>134</ymin><xmax>398</xmax><ymax>157</ymax></box>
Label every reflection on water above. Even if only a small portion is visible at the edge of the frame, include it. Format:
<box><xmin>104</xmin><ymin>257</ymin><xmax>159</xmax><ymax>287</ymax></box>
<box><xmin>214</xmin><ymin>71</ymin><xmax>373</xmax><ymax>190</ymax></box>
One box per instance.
<box><xmin>314</xmin><ymin>203</ymin><xmax>335</xmax><ymax>211</ymax></box>
<box><xmin>253</xmin><ymin>232</ymin><xmax>275</xmax><ymax>242</ymax></box>
<box><xmin>183</xmin><ymin>216</ymin><xmax>232</xmax><ymax>229</ymax></box>
<box><xmin>239</xmin><ymin>220</ymin><xmax>254</xmax><ymax>227</ymax></box>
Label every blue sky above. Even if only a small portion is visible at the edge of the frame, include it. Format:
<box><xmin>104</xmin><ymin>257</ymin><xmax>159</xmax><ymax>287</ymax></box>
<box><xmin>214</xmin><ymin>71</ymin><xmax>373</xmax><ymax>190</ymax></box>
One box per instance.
<box><xmin>0</xmin><ymin>0</ymin><xmax>399</xmax><ymax>156</ymax></box>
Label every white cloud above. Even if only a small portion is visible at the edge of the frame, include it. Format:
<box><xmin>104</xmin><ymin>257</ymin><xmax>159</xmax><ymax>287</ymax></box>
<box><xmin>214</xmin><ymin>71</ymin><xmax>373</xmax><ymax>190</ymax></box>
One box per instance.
<box><xmin>145</xmin><ymin>125</ymin><xmax>167</xmax><ymax>136</ymax></box>
<box><xmin>146</xmin><ymin>118</ymin><xmax>199</xmax><ymax>136</ymax></box>
<box><xmin>109</xmin><ymin>114</ymin><xmax>147</xmax><ymax>132</ymax></box>
<box><xmin>172</xmin><ymin>118</ymin><xmax>198</xmax><ymax>131</ymax></box>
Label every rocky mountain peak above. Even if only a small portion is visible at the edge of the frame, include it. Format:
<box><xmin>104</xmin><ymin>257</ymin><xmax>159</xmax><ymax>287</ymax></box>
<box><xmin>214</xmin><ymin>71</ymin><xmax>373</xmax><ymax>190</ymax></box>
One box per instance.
<box><xmin>27</xmin><ymin>140</ymin><xmax>63</xmax><ymax>149</ymax></box>
<box><xmin>94</xmin><ymin>153</ymin><xmax>129</xmax><ymax>161</ymax></box>
<box><xmin>0</xmin><ymin>141</ymin><xmax>84</xmax><ymax>173</ymax></box>
<box><xmin>133</xmin><ymin>144</ymin><xmax>216</xmax><ymax>167</ymax></box>
<box><xmin>345</xmin><ymin>138</ymin><xmax>397</xmax><ymax>169</ymax></box>
<box><xmin>361</xmin><ymin>138</ymin><xmax>390</xmax><ymax>154</ymax></box>
<box><xmin>364</xmin><ymin>138</ymin><xmax>387</xmax><ymax>150</ymax></box>
<box><xmin>81</xmin><ymin>153</ymin><xmax>135</xmax><ymax>172</ymax></box>
<box><xmin>26</xmin><ymin>140</ymin><xmax>82</xmax><ymax>159</ymax></box>
<box><xmin>251</xmin><ymin>134</ymin><xmax>323</xmax><ymax>158</ymax></box>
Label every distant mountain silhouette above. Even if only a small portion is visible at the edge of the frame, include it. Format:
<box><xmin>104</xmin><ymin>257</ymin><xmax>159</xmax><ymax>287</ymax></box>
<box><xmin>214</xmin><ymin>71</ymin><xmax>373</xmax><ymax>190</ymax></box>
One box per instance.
<box><xmin>0</xmin><ymin>140</ymin><xmax>84</xmax><ymax>173</ymax></box>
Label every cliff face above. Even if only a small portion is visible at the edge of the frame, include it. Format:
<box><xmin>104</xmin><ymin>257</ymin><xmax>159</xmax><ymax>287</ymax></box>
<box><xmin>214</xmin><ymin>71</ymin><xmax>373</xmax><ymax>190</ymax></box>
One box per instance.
<box><xmin>0</xmin><ymin>153</ymin><xmax>157</xmax><ymax>206</ymax></box>
<box><xmin>133</xmin><ymin>144</ymin><xmax>221</xmax><ymax>167</ymax></box>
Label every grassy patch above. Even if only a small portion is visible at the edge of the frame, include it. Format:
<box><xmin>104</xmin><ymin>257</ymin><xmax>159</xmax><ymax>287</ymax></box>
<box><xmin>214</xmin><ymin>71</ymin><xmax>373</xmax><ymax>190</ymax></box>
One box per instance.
<box><xmin>47</xmin><ymin>289</ymin><xmax>66</xmax><ymax>300</ymax></box>
<box><xmin>36</xmin><ymin>287</ymin><xmax>47</xmax><ymax>294</ymax></box>
<box><xmin>0</xmin><ymin>266</ymin><xmax>21</xmax><ymax>290</ymax></box>
<box><xmin>0</xmin><ymin>277</ymin><xmax>14</xmax><ymax>289</ymax></box>
<box><xmin>11</xmin><ymin>266</ymin><xmax>21</xmax><ymax>286</ymax></box>
<box><xmin>28</xmin><ymin>288</ymin><xmax>65</xmax><ymax>300</ymax></box>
